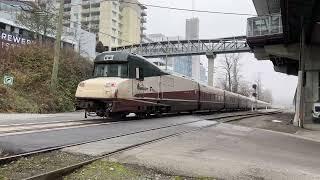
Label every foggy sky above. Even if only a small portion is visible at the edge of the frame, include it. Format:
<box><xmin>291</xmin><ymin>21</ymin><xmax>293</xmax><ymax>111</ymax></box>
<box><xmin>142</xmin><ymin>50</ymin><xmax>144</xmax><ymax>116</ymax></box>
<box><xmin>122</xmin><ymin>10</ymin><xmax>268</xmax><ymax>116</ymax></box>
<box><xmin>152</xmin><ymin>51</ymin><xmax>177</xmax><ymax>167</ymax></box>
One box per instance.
<box><xmin>140</xmin><ymin>0</ymin><xmax>298</xmax><ymax>106</ymax></box>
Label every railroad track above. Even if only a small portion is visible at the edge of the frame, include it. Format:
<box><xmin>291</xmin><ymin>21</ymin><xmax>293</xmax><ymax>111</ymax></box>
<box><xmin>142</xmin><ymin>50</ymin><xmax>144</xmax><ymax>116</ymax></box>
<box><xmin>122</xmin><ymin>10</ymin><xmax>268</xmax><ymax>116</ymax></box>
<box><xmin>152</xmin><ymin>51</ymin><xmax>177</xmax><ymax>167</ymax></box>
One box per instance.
<box><xmin>0</xmin><ymin>110</ymin><xmax>280</xmax><ymax>180</ymax></box>
<box><xmin>0</xmin><ymin>119</ymin><xmax>116</xmax><ymax>137</ymax></box>
<box><xmin>0</xmin><ymin>110</ymin><xmax>276</xmax><ymax>136</ymax></box>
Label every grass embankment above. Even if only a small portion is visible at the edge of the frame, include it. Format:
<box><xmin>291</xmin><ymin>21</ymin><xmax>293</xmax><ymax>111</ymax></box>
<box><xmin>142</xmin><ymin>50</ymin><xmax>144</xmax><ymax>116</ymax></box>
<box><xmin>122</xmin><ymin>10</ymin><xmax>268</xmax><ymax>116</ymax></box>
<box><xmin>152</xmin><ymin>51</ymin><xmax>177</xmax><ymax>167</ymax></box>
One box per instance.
<box><xmin>0</xmin><ymin>150</ymin><xmax>215</xmax><ymax>180</ymax></box>
<box><xmin>0</xmin><ymin>45</ymin><xmax>93</xmax><ymax>113</ymax></box>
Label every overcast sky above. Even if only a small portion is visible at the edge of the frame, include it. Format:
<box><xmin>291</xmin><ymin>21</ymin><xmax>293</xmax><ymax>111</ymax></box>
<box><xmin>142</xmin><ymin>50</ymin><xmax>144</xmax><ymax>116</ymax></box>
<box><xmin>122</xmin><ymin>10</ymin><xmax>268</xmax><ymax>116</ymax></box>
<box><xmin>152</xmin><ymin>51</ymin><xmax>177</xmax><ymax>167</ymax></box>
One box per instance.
<box><xmin>140</xmin><ymin>0</ymin><xmax>298</xmax><ymax>106</ymax></box>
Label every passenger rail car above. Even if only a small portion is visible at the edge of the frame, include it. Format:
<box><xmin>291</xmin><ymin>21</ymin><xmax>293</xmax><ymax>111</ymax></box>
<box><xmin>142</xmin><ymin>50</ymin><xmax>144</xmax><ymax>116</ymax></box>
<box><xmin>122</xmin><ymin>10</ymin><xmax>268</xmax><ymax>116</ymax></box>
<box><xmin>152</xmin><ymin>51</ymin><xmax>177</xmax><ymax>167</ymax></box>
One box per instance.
<box><xmin>75</xmin><ymin>52</ymin><xmax>270</xmax><ymax>118</ymax></box>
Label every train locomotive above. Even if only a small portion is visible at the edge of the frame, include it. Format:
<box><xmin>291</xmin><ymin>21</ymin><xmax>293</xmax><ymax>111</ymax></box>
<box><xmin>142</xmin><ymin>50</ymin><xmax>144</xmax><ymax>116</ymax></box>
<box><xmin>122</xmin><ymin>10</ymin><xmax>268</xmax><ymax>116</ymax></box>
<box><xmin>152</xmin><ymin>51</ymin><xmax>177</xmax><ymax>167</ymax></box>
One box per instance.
<box><xmin>75</xmin><ymin>52</ymin><xmax>270</xmax><ymax>118</ymax></box>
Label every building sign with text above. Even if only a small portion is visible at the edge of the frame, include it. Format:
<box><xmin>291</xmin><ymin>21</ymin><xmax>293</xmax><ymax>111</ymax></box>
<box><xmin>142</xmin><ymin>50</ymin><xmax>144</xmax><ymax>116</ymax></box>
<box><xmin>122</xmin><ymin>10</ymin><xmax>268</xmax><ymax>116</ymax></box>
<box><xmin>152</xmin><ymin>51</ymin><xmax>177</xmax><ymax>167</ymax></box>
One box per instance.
<box><xmin>0</xmin><ymin>30</ymin><xmax>33</xmax><ymax>48</ymax></box>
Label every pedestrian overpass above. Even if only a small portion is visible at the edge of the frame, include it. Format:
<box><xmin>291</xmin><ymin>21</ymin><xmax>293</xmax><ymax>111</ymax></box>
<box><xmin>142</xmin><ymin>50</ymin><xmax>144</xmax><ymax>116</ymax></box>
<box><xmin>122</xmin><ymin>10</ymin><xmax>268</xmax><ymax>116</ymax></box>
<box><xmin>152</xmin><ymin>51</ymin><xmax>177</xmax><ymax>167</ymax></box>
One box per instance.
<box><xmin>111</xmin><ymin>36</ymin><xmax>251</xmax><ymax>87</ymax></box>
<box><xmin>111</xmin><ymin>36</ymin><xmax>250</xmax><ymax>58</ymax></box>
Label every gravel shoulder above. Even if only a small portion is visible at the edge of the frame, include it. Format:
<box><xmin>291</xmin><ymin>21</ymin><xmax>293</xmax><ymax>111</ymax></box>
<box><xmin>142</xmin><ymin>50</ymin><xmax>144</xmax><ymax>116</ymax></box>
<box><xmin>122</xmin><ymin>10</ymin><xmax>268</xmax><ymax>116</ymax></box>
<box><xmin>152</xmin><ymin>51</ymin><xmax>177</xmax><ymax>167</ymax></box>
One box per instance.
<box><xmin>0</xmin><ymin>151</ymin><xmax>91</xmax><ymax>180</ymax></box>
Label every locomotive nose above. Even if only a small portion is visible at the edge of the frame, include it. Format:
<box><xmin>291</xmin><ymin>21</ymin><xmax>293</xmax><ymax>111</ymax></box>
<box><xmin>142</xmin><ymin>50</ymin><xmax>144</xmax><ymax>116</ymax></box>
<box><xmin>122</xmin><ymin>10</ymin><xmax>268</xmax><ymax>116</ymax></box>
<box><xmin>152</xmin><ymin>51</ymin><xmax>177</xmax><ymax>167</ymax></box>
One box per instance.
<box><xmin>75</xmin><ymin>78</ymin><xmax>121</xmax><ymax>99</ymax></box>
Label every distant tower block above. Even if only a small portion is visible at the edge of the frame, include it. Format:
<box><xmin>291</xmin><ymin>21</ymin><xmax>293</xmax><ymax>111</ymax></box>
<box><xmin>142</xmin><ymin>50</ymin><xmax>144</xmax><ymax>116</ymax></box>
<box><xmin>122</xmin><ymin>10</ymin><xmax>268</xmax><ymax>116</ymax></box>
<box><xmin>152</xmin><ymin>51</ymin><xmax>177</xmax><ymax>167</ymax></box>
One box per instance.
<box><xmin>186</xmin><ymin>17</ymin><xmax>200</xmax><ymax>81</ymax></box>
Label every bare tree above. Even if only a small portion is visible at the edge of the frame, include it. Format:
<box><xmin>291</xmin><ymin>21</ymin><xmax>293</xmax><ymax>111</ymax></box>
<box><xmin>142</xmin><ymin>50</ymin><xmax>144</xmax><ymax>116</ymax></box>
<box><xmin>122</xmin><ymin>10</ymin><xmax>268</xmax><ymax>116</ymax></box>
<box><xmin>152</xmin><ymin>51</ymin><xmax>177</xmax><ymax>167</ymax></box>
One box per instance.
<box><xmin>96</xmin><ymin>41</ymin><xmax>105</xmax><ymax>53</ymax></box>
<box><xmin>232</xmin><ymin>54</ymin><xmax>241</xmax><ymax>93</ymax></box>
<box><xmin>16</xmin><ymin>2</ymin><xmax>57</xmax><ymax>40</ymax></box>
<box><xmin>261</xmin><ymin>89</ymin><xmax>273</xmax><ymax>103</ymax></box>
<box><xmin>218</xmin><ymin>53</ymin><xmax>241</xmax><ymax>93</ymax></box>
<box><xmin>238</xmin><ymin>80</ymin><xmax>252</xmax><ymax>97</ymax></box>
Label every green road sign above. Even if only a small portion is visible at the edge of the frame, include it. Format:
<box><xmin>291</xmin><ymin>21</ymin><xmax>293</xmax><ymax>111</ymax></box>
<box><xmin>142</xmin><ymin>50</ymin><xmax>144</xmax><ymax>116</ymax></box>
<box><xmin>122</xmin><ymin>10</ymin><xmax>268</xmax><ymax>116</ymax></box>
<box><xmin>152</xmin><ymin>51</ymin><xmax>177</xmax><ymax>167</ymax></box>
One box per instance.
<box><xmin>3</xmin><ymin>75</ymin><xmax>14</xmax><ymax>86</ymax></box>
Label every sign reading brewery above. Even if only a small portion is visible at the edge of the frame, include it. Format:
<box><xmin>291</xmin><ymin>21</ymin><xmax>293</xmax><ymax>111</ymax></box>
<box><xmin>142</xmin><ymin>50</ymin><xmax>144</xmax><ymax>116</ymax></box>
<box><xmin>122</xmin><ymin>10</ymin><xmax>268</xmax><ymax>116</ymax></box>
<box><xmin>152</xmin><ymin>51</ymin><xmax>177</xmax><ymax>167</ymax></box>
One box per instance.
<box><xmin>0</xmin><ymin>31</ymin><xmax>32</xmax><ymax>48</ymax></box>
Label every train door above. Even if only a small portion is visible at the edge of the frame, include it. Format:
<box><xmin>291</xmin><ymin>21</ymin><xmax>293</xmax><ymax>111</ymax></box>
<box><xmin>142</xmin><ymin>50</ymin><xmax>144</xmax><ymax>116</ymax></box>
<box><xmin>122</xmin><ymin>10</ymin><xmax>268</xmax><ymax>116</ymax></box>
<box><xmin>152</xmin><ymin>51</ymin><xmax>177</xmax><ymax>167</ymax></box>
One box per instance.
<box><xmin>133</xmin><ymin>67</ymin><xmax>161</xmax><ymax>100</ymax></box>
<box><xmin>132</xmin><ymin>67</ymin><xmax>146</xmax><ymax>98</ymax></box>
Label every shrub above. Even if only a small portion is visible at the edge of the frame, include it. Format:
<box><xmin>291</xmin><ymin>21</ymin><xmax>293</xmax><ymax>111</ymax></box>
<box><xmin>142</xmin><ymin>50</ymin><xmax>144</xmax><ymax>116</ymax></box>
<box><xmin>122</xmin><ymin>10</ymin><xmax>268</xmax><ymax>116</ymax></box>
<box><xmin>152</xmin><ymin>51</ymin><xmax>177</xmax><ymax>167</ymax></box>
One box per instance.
<box><xmin>0</xmin><ymin>44</ymin><xmax>93</xmax><ymax>113</ymax></box>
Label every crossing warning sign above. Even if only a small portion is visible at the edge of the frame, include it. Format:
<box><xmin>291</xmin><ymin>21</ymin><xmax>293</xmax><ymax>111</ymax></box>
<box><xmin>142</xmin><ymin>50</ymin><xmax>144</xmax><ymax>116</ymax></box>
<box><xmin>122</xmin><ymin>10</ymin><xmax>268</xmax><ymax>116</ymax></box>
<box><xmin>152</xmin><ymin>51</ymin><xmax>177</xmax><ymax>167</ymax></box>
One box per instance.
<box><xmin>3</xmin><ymin>75</ymin><xmax>14</xmax><ymax>86</ymax></box>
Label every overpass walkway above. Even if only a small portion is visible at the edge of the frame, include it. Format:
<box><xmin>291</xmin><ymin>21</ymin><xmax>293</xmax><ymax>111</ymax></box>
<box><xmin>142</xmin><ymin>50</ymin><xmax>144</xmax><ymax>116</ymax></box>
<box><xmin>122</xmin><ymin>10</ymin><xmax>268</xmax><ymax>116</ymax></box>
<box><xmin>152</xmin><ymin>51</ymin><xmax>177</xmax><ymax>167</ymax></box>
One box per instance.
<box><xmin>111</xmin><ymin>36</ymin><xmax>250</xmax><ymax>58</ymax></box>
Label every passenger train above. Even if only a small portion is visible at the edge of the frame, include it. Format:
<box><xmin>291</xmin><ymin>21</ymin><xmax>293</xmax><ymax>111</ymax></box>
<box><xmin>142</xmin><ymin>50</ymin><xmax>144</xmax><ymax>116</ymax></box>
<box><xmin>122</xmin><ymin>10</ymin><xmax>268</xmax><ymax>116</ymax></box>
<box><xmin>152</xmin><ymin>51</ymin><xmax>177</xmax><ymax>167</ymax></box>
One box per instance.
<box><xmin>75</xmin><ymin>52</ymin><xmax>270</xmax><ymax>118</ymax></box>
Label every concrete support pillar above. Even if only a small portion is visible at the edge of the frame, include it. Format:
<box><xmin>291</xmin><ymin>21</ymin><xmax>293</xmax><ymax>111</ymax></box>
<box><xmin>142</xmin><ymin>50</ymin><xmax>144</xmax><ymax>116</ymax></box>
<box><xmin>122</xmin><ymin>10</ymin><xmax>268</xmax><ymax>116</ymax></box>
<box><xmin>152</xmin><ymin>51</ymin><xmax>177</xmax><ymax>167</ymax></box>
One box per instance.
<box><xmin>206</xmin><ymin>52</ymin><xmax>216</xmax><ymax>87</ymax></box>
<box><xmin>294</xmin><ymin>71</ymin><xmax>303</xmax><ymax>127</ymax></box>
<box><xmin>294</xmin><ymin>46</ymin><xmax>320</xmax><ymax>127</ymax></box>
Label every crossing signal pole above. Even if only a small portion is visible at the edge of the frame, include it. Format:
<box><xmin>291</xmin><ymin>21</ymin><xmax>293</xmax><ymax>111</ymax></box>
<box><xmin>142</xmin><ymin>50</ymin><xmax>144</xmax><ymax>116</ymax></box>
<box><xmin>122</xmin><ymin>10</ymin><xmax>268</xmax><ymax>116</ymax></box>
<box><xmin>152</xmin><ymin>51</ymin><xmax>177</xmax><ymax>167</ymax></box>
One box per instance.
<box><xmin>50</xmin><ymin>0</ymin><xmax>64</xmax><ymax>92</ymax></box>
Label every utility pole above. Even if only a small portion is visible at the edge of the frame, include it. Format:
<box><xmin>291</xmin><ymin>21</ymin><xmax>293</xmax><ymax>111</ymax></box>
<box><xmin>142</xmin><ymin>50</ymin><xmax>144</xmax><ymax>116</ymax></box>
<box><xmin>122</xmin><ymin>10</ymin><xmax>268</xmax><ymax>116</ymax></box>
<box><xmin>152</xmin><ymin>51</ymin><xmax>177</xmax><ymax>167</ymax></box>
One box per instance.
<box><xmin>50</xmin><ymin>0</ymin><xmax>64</xmax><ymax>92</ymax></box>
<box><xmin>252</xmin><ymin>84</ymin><xmax>258</xmax><ymax>111</ymax></box>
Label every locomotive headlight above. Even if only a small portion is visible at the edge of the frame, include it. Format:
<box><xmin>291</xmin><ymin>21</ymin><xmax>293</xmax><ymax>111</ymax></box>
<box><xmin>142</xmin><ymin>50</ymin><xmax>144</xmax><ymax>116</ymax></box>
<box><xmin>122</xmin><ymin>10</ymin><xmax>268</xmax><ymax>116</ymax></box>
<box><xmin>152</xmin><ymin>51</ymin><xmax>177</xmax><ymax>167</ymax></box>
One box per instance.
<box><xmin>78</xmin><ymin>82</ymin><xmax>85</xmax><ymax>87</ymax></box>
<box><xmin>105</xmin><ymin>82</ymin><xmax>117</xmax><ymax>88</ymax></box>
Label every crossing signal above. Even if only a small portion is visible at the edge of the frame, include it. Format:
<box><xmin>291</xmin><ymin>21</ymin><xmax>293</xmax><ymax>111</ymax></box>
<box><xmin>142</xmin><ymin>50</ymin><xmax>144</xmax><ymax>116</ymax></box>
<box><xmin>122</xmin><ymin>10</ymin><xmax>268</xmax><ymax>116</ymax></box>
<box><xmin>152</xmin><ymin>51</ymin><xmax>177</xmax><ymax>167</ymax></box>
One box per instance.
<box><xmin>252</xmin><ymin>84</ymin><xmax>257</xmax><ymax>89</ymax></box>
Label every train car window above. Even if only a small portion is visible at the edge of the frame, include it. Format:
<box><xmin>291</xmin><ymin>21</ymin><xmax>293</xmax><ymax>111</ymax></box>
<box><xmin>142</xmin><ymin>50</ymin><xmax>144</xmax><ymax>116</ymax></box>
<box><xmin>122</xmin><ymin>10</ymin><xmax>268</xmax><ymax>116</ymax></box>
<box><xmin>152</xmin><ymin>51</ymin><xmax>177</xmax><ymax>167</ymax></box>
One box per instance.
<box><xmin>94</xmin><ymin>64</ymin><xmax>128</xmax><ymax>78</ymax></box>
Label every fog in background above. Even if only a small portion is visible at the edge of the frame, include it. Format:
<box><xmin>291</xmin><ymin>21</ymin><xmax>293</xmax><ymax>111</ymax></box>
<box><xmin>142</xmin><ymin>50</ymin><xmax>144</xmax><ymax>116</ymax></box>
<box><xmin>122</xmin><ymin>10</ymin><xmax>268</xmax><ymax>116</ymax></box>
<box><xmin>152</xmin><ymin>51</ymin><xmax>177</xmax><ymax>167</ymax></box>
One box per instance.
<box><xmin>140</xmin><ymin>0</ymin><xmax>298</xmax><ymax>107</ymax></box>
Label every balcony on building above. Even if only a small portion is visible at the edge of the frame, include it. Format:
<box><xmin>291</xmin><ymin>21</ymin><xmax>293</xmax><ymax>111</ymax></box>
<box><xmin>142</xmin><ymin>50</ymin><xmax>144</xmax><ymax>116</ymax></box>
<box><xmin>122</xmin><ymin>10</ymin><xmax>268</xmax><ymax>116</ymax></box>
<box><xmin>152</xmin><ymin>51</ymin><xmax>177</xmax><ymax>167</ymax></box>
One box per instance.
<box><xmin>91</xmin><ymin>16</ymin><xmax>100</xmax><ymax>23</ymax></box>
<box><xmin>141</xmin><ymin>10</ymin><xmax>147</xmax><ymax>16</ymax></box>
<box><xmin>140</xmin><ymin>25</ymin><xmax>146</xmax><ymax>31</ymax></box>
<box><xmin>140</xmin><ymin>4</ymin><xmax>147</xmax><ymax>10</ymax></box>
<box><xmin>141</xmin><ymin>17</ymin><xmax>147</xmax><ymax>23</ymax></box>
<box><xmin>81</xmin><ymin>17</ymin><xmax>90</xmax><ymax>23</ymax></box>
<box><xmin>140</xmin><ymin>33</ymin><xmax>146</xmax><ymax>38</ymax></box>
<box><xmin>64</xmin><ymin>0</ymin><xmax>71</xmax><ymax>5</ymax></box>
<box><xmin>247</xmin><ymin>13</ymin><xmax>284</xmax><ymax>47</ymax></box>
<box><xmin>64</xmin><ymin>11</ymin><xmax>71</xmax><ymax>18</ymax></box>
<box><xmin>64</xmin><ymin>3</ymin><xmax>71</xmax><ymax>10</ymax></box>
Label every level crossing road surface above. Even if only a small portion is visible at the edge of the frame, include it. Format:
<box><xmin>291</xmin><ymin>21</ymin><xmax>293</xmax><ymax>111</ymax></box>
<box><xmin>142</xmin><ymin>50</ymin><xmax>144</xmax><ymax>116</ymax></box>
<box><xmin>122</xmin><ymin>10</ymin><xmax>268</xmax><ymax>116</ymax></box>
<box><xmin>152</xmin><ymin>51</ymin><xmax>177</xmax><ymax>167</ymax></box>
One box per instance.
<box><xmin>1</xmin><ymin>111</ymin><xmax>320</xmax><ymax>179</ymax></box>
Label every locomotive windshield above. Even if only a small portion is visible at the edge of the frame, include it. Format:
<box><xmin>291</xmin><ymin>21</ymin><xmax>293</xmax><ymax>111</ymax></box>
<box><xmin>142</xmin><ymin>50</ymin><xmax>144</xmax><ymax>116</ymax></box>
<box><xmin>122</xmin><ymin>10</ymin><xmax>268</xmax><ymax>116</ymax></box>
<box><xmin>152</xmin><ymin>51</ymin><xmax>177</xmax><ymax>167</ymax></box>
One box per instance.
<box><xmin>94</xmin><ymin>64</ymin><xmax>128</xmax><ymax>78</ymax></box>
